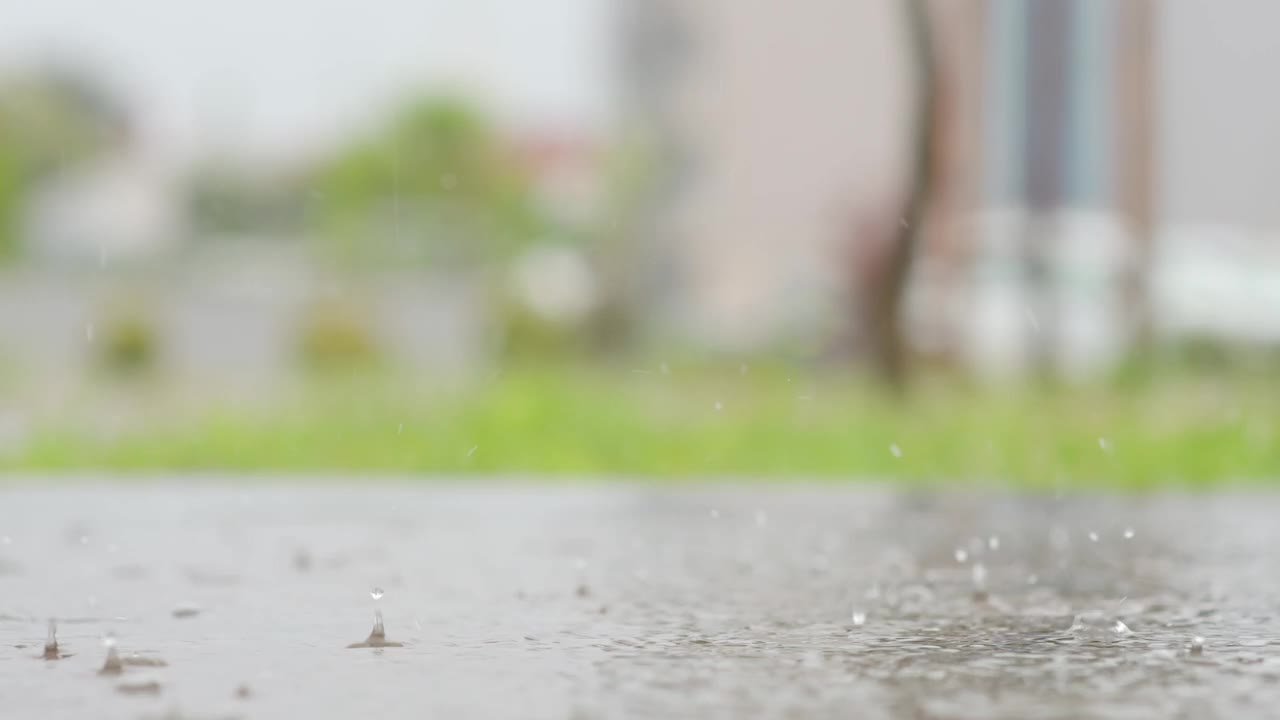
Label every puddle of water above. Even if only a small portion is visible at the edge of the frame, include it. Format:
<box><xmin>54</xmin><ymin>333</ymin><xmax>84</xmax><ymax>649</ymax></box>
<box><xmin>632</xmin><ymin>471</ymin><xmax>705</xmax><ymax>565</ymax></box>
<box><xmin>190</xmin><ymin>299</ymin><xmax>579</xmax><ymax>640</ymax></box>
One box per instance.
<box><xmin>1</xmin><ymin>483</ymin><xmax>1279</xmax><ymax>719</ymax></box>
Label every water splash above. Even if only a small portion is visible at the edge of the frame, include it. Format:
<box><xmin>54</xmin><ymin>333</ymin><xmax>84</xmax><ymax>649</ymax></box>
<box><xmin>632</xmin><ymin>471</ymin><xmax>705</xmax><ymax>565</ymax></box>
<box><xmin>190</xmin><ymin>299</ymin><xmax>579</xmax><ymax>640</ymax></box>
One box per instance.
<box><xmin>1189</xmin><ymin>635</ymin><xmax>1205</xmax><ymax>656</ymax></box>
<box><xmin>99</xmin><ymin>632</ymin><xmax>123</xmax><ymax>675</ymax></box>
<box><xmin>971</xmin><ymin>563</ymin><xmax>989</xmax><ymax>601</ymax></box>
<box><xmin>42</xmin><ymin>619</ymin><xmax>61</xmax><ymax>660</ymax></box>
<box><xmin>851</xmin><ymin>610</ymin><xmax>867</xmax><ymax>627</ymax></box>
<box><xmin>1113</xmin><ymin>620</ymin><xmax>1132</xmax><ymax>635</ymax></box>
<box><xmin>348</xmin><ymin>588</ymin><xmax>403</xmax><ymax>649</ymax></box>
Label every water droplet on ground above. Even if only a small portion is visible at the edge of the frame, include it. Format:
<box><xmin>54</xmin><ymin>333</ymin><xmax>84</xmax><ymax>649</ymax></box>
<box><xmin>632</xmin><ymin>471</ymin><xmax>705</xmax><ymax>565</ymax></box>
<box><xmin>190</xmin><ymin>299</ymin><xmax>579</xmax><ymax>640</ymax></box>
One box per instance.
<box><xmin>172</xmin><ymin>605</ymin><xmax>201</xmax><ymax>619</ymax></box>
<box><xmin>116</xmin><ymin>680</ymin><xmax>161</xmax><ymax>696</ymax></box>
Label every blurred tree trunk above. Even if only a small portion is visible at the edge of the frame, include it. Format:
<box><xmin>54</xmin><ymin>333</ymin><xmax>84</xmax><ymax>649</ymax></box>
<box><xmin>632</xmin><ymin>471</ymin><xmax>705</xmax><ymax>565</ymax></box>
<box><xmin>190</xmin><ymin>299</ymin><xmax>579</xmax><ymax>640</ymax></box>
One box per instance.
<box><xmin>914</xmin><ymin>0</ymin><xmax>987</xmax><ymax>368</ymax></box>
<box><xmin>1115</xmin><ymin>0</ymin><xmax>1156</xmax><ymax>352</ymax></box>
<box><xmin>861</xmin><ymin>0</ymin><xmax>940</xmax><ymax>388</ymax></box>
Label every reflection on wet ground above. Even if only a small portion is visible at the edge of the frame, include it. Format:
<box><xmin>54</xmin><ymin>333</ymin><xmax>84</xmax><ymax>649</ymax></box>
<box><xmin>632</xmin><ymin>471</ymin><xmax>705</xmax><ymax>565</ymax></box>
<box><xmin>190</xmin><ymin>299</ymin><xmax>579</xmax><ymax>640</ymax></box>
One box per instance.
<box><xmin>2</xmin><ymin>482</ymin><xmax>1280</xmax><ymax>719</ymax></box>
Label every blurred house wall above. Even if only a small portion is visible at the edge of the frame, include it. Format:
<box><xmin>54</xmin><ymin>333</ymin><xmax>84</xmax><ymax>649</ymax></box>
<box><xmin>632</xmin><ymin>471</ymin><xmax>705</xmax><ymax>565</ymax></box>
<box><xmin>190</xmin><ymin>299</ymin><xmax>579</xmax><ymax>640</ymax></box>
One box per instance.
<box><xmin>623</xmin><ymin>0</ymin><xmax>913</xmax><ymax>351</ymax></box>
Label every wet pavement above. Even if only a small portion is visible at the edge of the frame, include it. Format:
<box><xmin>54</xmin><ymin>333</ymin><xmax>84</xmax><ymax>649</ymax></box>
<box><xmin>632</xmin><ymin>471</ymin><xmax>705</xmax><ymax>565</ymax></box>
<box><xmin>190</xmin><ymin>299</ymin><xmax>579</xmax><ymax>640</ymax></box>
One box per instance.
<box><xmin>2</xmin><ymin>481</ymin><xmax>1279</xmax><ymax>719</ymax></box>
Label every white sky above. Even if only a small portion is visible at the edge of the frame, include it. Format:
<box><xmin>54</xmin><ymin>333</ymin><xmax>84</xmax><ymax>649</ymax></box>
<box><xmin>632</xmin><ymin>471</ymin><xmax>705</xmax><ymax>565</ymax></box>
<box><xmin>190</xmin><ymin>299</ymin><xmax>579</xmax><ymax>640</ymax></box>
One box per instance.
<box><xmin>0</xmin><ymin>0</ymin><xmax>616</xmax><ymax>166</ymax></box>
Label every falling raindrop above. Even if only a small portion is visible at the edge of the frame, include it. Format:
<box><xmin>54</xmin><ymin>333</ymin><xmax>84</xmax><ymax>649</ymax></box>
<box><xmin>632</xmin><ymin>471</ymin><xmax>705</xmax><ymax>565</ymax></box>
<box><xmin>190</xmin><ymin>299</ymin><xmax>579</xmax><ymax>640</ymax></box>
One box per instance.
<box><xmin>889</xmin><ymin>443</ymin><xmax>902</xmax><ymax>459</ymax></box>
<box><xmin>714</xmin><ymin>401</ymin><xmax>723</xmax><ymax>412</ymax></box>
<box><xmin>86</xmin><ymin>323</ymin><xmax>95</xmax><ymax>343</ymax></box>
<box><xmin>439</xmin><ymin>173</ymin><xmax>457</xmax><ymax>190</ymax></box>
<box><xmin>954</xmin><ymin>548</ymin><xmax>968</xmax><ymax>563</ymax></box>
<box><xmin>987</xmin><ymin>535</ymin><xmax>1000</xmax><ymax>551</ymax></box>
<box><xmin>739</xmin><ymin>363</ymin><xmax>748</xmax><ymax>376</ymax></box>
<box><xmin>659</xmin><ymin>362</ymin><xmax>670</xmax><ymax>375</ymax></box>
<box><xmin>1026</xmin><ymin>573</ymin><xmax>1039</xmax><ymax>585</ymax></box>
<box><xmin>1098</xmin><ymin>437</ymin><xmax>1111</xmax><ymax>452</ymax></box>
<box><xmin>466</xmin><ymin>445</ymin><xmax>478</xmax><ymax>458</ymax></box>
<box><xmin>397</xmin><ymin>423</ymin><xmax>403</xmax><ymax>435</ymax></box>
<box><xmin>754</xmin><ymin>510</ymin><xmax>768</xmax><ymax>528</ymax></box>
<box><xmin>1088</xmin><ymin>531</ymin><xmax>1100</xmax><ymax>543</ymax></box>
<box><xmin>1123</xmin><ymin>528</ymin><xmax>1135</xmax><ymax>540</ymax></box>
<box><xmin>709</xmin><ymin>508</ymin><xmax>721</xmax><ymax>520</ymax></box>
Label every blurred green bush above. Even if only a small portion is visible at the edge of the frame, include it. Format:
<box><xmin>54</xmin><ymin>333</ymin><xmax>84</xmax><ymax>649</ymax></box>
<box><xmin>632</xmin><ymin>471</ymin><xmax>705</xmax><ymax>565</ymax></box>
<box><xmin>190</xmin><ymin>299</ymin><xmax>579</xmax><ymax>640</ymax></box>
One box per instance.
<box><xmin>96</xmin><ymin>307</ymin><xmax>158</xmax><ymax>376</ymax></box>
<box><xmin>297</xmin><ymin>298</ymin><xmax>382</xmax><ymax>370</ymax></box>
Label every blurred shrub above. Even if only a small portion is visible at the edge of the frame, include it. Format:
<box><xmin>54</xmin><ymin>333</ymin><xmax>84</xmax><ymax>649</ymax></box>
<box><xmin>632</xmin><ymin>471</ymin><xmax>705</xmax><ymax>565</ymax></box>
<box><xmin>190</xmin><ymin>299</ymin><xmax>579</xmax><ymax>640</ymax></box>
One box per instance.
<box><xmin>494</xmin><ymin>294</ymin><xmax>585</xmax><ymax>361</ymax></box>
<box><xmin>494</xmin><ymin>245</ymin><xmax>599</xmax><ymax>360</ymax></box>
<box><xmin>297</xmin><ymin>298</ymin><xmax>382</xmax><ymax>370</ymax></box>
<box><xmin>0</xmin><ymin>68</ymin><xmax>129</xmax><ymax>262</ymax></box>
<box><xmin>97</xmin><ymin>309</ymin><xmax>158</xmax><ymax>377</ymax></box>
<box><xmin>307</xmin><ymin>96</ymin><xmax>550</xmax><ymax>269</ymax></box>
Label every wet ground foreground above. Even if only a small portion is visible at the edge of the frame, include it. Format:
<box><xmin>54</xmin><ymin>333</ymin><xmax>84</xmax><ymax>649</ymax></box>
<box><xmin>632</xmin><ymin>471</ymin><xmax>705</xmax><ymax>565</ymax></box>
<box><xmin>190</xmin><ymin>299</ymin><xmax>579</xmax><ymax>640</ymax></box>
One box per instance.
<box><xmin>2</xmin><ymin>483</ymin><xmax>1280</xmax><ymax>719</ymax></box>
